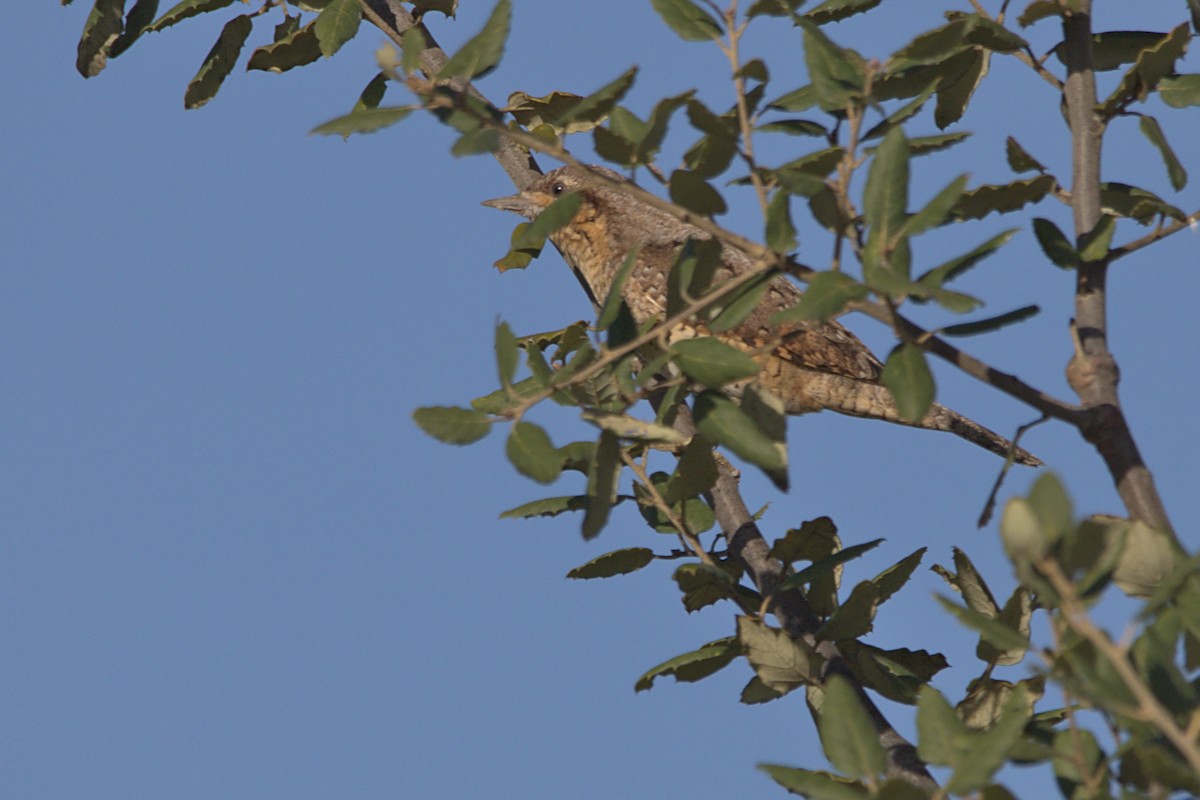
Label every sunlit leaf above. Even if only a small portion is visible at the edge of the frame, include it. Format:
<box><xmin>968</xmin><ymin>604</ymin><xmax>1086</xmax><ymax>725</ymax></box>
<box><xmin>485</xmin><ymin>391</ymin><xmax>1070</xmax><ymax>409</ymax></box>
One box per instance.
<box><xmin>506</xmin><ymin>421</ymin><xmax>562</xmax><ymax>484</ymax></box>
<box><xmin>437</xmin><ymin>0</ymin><xmax>510</xmax><ymax>80</ymax></box>
<box><xmin>635</xmin><ymin>638</ymin><xmax>739</xmax><ymax>691</ymax></box>
<box><xmin>881</xmin><ymin>344</ymin><xmax>933</xmax><ymax>423</ymax></box>
<box><xmin>314</xmin><ymin>0</ymin><xmax>361</xmax><ymax>57</ymax></box>
<box><xmin>413</xmin><ymin>405</ymin><xmax>491</xmax><ymax>444</ymax></box>
<box><xmin>311</xmin><ymin>106</ymin><xmax>415</xmax><ymax>138</ymax></box>
<box><xmin>1138</xmin><ymin>115</ymin><xmax>1187</xmax><ymax>190</ymax></box>
<box><xmin>650</xmin><ymin>0</ymin><xmax>722</xmax><ymax>42</ymax></box>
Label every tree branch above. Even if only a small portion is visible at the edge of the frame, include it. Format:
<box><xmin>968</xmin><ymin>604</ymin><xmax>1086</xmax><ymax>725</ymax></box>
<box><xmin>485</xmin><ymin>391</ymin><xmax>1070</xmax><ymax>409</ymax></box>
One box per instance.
<box><xmin>1060</xmin><ymin>5</ymin><xmax>1174</xmax><ymax>533</ymax></box>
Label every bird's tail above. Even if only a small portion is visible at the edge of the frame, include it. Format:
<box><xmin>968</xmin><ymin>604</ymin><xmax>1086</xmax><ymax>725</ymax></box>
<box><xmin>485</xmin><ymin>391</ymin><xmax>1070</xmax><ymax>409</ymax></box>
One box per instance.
<box><xmin>927</xmin><ymin>404</ymin><xmax>1043</xmax><ymax>467</ymax></box>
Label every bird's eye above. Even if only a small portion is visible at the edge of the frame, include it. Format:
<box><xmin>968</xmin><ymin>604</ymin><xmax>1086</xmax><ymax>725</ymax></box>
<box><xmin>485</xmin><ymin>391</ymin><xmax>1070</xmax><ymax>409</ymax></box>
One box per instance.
<box><xmin>551</xmin><ymin>182</ymin><xmax>566</xmax><ymax>195</ymax></box>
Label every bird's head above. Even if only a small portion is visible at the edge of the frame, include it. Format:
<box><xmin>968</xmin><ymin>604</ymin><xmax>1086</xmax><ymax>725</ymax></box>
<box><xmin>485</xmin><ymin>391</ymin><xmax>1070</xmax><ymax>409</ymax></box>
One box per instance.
<box><xmin>481</xmin><ymin>165</ymin><xmax>627</xmax><ymax>220</ymax></box>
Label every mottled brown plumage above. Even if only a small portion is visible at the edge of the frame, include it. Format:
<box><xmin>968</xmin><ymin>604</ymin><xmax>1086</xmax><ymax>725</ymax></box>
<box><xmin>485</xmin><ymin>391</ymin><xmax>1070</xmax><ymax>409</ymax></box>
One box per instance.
<box><xmin>484</xmin><ymin>165</ymin><xmax>1041</xmax><ymax>466</ymax></box>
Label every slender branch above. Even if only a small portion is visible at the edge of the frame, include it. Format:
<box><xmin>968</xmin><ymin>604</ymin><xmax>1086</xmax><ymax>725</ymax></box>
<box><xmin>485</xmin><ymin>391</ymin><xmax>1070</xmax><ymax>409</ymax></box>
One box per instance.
<box><xmin>1107</xmin><ymin>208</ymin><xmax>1200</xmax><ymax>263</ymax></box>
<box><xmin>1040</xmin><ymin>558</ymin><xmax>1200</xmax><ymax>772</ymax></box>
<box><xmin>1060</xmin><ymin>5</ymin><xmax>1174</xmax><ymax>533</ymax></box>
<box><xmin>620</xmin><ymin>450</ymin><xmax>719</xmax><ymax>570</ymax></box>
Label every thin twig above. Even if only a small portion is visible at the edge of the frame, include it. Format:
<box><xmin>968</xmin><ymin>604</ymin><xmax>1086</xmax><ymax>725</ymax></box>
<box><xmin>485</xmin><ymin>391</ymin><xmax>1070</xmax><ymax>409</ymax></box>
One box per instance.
<box><xmin>1040</xmin><ymin>558</ymin><xmax>1200</xmax><ymax>772</ymax></box>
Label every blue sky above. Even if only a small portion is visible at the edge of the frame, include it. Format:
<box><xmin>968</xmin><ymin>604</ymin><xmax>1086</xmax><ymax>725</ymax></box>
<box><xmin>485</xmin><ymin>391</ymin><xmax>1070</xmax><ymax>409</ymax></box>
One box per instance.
<box><xmin>4</xmin><ymin>2</ymin><xmax>1198</xmax><ymax>798</ymax></box>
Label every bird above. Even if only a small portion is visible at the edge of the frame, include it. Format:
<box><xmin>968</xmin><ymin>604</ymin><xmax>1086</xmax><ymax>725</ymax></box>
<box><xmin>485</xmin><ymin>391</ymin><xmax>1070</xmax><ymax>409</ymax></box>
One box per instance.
<box><xmin>483</xmin><ymin>164</ymin><xmax>1041</xmax><ymax>467</ymax></box>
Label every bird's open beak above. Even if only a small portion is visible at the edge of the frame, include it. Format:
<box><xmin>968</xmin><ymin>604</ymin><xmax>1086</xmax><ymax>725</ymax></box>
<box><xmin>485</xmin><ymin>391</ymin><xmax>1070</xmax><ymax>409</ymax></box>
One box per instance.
<box><xmin>481</xmin><ymin>193</ymin><xmax>540</xmax><ymax>218</ymax></box>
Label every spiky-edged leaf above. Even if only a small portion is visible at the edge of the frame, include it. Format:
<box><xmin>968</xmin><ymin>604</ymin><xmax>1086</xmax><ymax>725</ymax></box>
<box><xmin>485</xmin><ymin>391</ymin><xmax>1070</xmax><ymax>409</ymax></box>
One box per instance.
<box><xmin>184</xmin><ymin>14</ymin><xmax>252</xmax><ymax>109</ymax></box>
<box><xmin>568</xmin><ymin>548</ymin><xmax>655</xmax><ymax>579</ymax></box>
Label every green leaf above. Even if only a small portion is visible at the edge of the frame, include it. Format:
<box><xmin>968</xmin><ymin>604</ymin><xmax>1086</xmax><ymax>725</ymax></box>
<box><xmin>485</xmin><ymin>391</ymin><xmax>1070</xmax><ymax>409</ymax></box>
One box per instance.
<box><xmin>109</xmin><ymin>0</ymin><xmax>159</xmax><ymax>58</ymax></box>
<box><xmin>706</xmin><ymin>270</ymin><xmax>776</xmax><ymax>333</ymax></box>
<box><xmin>506</xmin><ymin>421</ymin><xmax>562</xmax><ymax>484</ymax></box>
<box><xmin>801</xmin><ymin>18</ymin><xmax>867</xmax><ymax>112</ymax></box>
<box><xmin>413</xmin><ymin>405</ymin><xmax>491</xmax><ymax>444</ymax></box>
<box><xmin>1031</xmin><ymin>217</ymin><xmax>1079</xmax><ymax>269</ymax></box>
<box><xmin>935</xmin><ymin>595</ymin><xmax>1031</xmax><ymax>654</ymax></box>
<box><xmin>947</xmin><ymin>685</ymin><xmax>1032</xmax><ymax>793</ymax></box>
<box><xmin>902</xmin><ymin>175</ymin><xmax>968</xmax><ymax>237</ymax></box>
<box><xmin>756</xmin><ymin>118</ymin><xmax>827</xmax><ymax>137</ymax></box>
<box><xmin>1101</xmin><ymin>181</ymin><xmax>1185</xmax><ymax>223</ymax></box>
<box><xmin>555</xmin><ymin>67</ymin><xmax>639</xmax><ymax>129</ymax></box>
<box><xmin>775</xmin><ymin>272</ymin><xmax>867</xmax><ymax>324</ymax></box>
<box><xmin>817</xmin><ymin>581</ymin><xmax>881</xmax><ymax>642</ymax></box>
<box><xmin>1005</xmin><ymin>136</ymin><xmax>1046</xmax><ymax>173</ymax></box>
<box><xmin>999</xmin><ymin>497</ymin><xmax>1048</xmax><ymax>564</ymax></box>
<box><xmin>1101</xmin><ymin>24</ymin><xmax>1190</xmax><ymax>115</ymax></box>
<box><xmin>666</xmin><ymin>238</ymin><xmax>723</xmax><ymax>318</ymax></box>
<box><xmin>917</xmin><ymin>228</ymin><xmax>1018</xmax><ymax>287</ymax></box>
<box><xmin>861</xmin><ymin>84</ymin><xmax>936</xmax><ymax>142</ymax></box>
<box><xmin>767</xmin><ymin>84</ymin><xmax>819</xmax><ymax>112</ymax></box>
<box><xmin>664</xmin><ymin>436</ymin><xmax>718</xmax><ymax>505</ymax></box>
<box><xmin>817</xmin><ymin>675</ymin><xmax>887</xmax><ymax>779</ymax></box>
<box><xmin>499</xmin><ymin>495</ymin><xmax>588</xmax><ymax>519</ymax></box>
<box><xmin>951</xmin><ymin>175</ymin><xmax>1056</xmax><ymax>221</ymax></box>
<box><xmin>670</xmin><ymin>337</ymin><xmax>760</xmax><ymax>389</ymax></box>
<box><xmin>183</xmin><ymin>14</ymin><xmax>252</xmax><ymax>110</ymax></box>
<box><xmin>933</xmin><ymin>547</ymin><xmax>1000</xmax><ymax>618</ymax></box>
<box><xmin>1113</xmin><ymin>519</ymin><xmax>1179</xmax><ymax>598</ymax></box>
<box><xmin>310</xmin><ymin>106</ymin><xmax>415</xmax><ymax>137</ymax></box>
<box><xmin>471</xmin><ymin>376</ymin><xmax>544</xmax><ymax>414</ymax></box>
<box><xmin>1051</xmin><ymin>30</ymin><xmax>1182</xmax><ymax>72</ymax></box>
<box><xmin>674</xmin><ymin>562</ymin><xmax>739</xmax><ymax>612</ymax></box>
<box><xmin>635</xmin><ymin>638</ymin><xmax>739</xmax><ymax>692</ymax></box>
<box><xmin>77</xmin><ymin>0</ymin><xmax>124</xmax><ymax>78</ymax></box>
<box><xmin>737</xmin><ymin>616</ymin><xmax>819</xmax><ymax>695</ymax></box>
<box><xmin>779</xmin><ymin>539</ymin><xmax>884</xmax><ymax>592</ymax></box>
<box><xmin>437</xmin><ymin>0</ymin><xmax>510</xmax><ymax>80</ymax></box>
<box><xmin>765</xmin><ymin>189</ymin><xmax>798</xmax><ymax>253</ymax></box>
<box><xmin>1138</xmin><ymin>115</ymin><xmax>1187</xmax><ymax>191</ymax></box>
<box><xmin>862</xmin><ymin>128</ymin><xmax>910</xmax><ymax>283</ymax></box>
<box><xmin>694</xmin><ymin>390</ymin><xmax>788</xmax><ymax>491</ymax></box>
<box><xmin>494</xmin><ymin>320</ymin><xmax>518</xmax><ymax>388</ymax></box>
<box><xmin>582</xmin><ymin>412</ymin><xmax>688</xmax><ymax>445</ymax></box>
<box><xmin>805</xmin><ymin>0</ymin><xmax>883</xmax><ymax>25</ymax></box>
<box><xmin>1158</xmin><ymin>74</ymin><xmax>1200</xmax><ymax>108</ymax></box>
<box><xmin>871</xmin><ymin>548</ymin><xmax>925</xmax><ymax>605</ymax></box>
<box><xmin>758</xmin><ymin>765</ymin><xmax>868</xmax><ymax>800</ymax></box>
<box><xmin>916</xmin><ymin>685</ymin><xmax>966</xmax><ymax>766</ymax></box>
<box><xmin>401</xmin><ymin>27</ymin><xmax>426</xmax><ymax>75</ymax></box>
<box><xmin>596</xmin><ymin>247</ymin><xmax>639</xmax><ymax>331</ymax></box>
<box><xmin>412</xmin><ymin>0</ymin><xmax>457</xmax><ymax>17</ymax></box>
<box><xmin>582</xmin><ymin>430</ymin><xmax>621</xmax><ymax>539</ymax></box>
<box><xmin>567</xmin><ymin>547</ymin><xmax>655</xmax><ymax>579</ymax></box>
<box><xmin>900</xmin><ymin>132</ymin><xmax>971</xmax><ymax>156</ymax></box>
<box><xmin>978</xmin><ymin>587</ymin><xmax>1032</xmax><ymax>666</ymax></box>
<box><xmin>149</xmin><ymin>0</ymin><xmax>234</xmax><ymax>32</ymax></box>
<box><xmin>934</xmin><ymin>48</ymin><xmax>987</xmax><ymax>129</ymax></box>
<box><xmin>881</xmin><ymin>344</ymin><xmax>933</xmax><ymax>423</ymax></box>
<box><xmin>1017</xmin><ymin>1</ymin><xmax>1060</xmax><ymax>28</ymax></box>
<box><xmin>246</xmin><ymin>20</ymin><xmax>323</xmax><ymax>73</ymax></box>
<box><xmin>353</xmin><ymin>72</ymin><xmax>389</xmax><ymax>112</ymax></box>
<box><xmin>941</xmin><ymin>305</ymin><xmax>1040</xmax><ymax>337</ymax></box>
<box><xmin>649</xmin><ymin>0</ymin><xmax>722</xmax><ymax>42</ymax></box>
<box><xmin>314</xmin><ymin>0</ymin><xmax>361</xmax><ymax>57</ymax></box>
<box><xmin>520</xmin><ymin>192</ymin><xmax>583</xmax><ymax>247</ymax></box>
<box><xmin>1077</xmin><ymin>214</ymin><xmax>1116</xmax><ymax>262</ymax></box>
<box><xmin>669</xmin><ymin>170</ymin><xmax>727</xmax><ymax>216</ymax></box>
